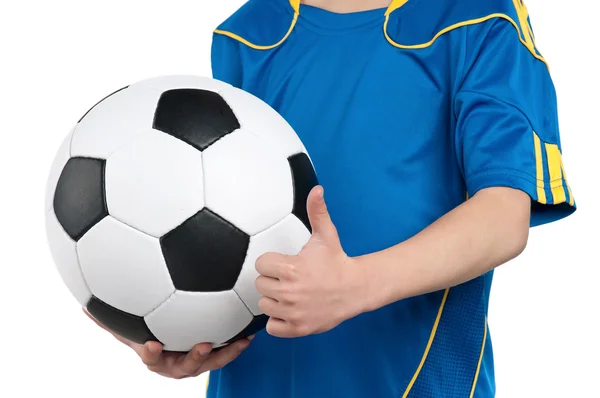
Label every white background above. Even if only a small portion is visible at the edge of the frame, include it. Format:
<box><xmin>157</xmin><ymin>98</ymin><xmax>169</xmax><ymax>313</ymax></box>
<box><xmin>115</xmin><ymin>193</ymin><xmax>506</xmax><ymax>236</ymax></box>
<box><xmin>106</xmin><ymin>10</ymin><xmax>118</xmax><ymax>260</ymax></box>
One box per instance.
<box><xmin>1</xmin><ymin>1</ymin><xmax>598</xmax><ymax>397</ymax></box>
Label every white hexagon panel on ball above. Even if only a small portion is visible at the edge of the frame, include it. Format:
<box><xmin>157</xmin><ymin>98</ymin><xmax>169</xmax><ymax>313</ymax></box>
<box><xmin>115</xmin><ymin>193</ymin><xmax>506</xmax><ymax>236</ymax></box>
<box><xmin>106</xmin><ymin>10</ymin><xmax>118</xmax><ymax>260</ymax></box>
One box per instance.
<box><xmin>105</xmin><ymin>128</ymin><xmax>205</xmax><ymax>238</ymax></box>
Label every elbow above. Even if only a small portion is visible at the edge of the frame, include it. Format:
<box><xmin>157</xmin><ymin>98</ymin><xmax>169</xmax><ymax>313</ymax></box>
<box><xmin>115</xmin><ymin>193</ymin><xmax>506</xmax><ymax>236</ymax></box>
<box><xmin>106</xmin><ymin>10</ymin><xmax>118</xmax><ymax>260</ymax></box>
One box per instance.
<box><xmin>503</xmin><ymin>198</ymin><xmax>531</xmax><ymax>261</ymax></box>
<box><xmin>491</xmin><ymin>213</ymin><xmax>529</xmax><ymax>269</ymax></box>
<box><xmin>507</xmin><ymin>220</ymin><xmax>529</xmax><ymax>259</ymax></box>
<box><xmin>478</xmin><ymin>186</ymin><xmax>531</xmax><ymax>262</ymax></box>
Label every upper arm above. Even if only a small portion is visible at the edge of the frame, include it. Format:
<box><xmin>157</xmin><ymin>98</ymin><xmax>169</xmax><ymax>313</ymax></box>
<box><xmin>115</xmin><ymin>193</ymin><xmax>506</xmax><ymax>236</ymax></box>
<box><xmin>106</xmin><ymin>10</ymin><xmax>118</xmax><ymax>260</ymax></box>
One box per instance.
<box><xmin>453</xmin><ymin>17</ymin><xmax>576</xmax><ymax>227</ymax></box>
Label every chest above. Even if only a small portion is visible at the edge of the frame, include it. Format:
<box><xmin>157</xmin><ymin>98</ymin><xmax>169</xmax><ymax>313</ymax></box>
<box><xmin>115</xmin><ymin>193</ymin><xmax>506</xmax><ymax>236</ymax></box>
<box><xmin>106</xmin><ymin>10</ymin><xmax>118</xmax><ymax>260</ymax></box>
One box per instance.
<box><xmin>238</xmin><ymin>31</ymin><xmax>460</xmax><ymax>167</ymax></box>
<box><xmin>233</xmin><ymin>30</ymin><xmax>468</xmax><ymax>251</ymax></box>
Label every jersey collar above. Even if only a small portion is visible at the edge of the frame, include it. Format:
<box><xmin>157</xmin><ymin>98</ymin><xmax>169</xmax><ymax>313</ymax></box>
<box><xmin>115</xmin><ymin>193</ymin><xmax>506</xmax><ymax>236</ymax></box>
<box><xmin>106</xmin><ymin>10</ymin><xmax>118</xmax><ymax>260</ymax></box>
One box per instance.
<box><xmin>289</xmin><ymin>0</ymin><xmax>300</xmax><ymax>14</ymax></box>
<box><xmin>386</xmin><ymin>0</ymin><xmax>409</xmax><ymax>15</ymax></box>
<box><xmin>291</xmin><ymin>0</ymin><xmax>409</xmax><ymax>16</ymax></box>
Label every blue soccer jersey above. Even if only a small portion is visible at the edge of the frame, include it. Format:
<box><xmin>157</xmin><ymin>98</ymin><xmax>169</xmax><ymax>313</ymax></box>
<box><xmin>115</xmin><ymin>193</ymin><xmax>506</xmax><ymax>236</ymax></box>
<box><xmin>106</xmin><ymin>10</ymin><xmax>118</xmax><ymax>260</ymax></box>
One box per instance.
<box><xmin>207</xmin><ymin>0</ymin><xmax>576</xmax><ymax>396</ymax></box>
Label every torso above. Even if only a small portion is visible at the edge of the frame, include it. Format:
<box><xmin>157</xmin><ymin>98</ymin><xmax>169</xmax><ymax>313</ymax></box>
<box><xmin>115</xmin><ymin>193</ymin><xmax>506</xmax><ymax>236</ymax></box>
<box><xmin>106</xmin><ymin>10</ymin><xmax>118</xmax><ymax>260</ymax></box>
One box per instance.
<box><xmin>207</xmin><ymin>2</ymin><xmax>494</xmax><ymax>397</ymax></box>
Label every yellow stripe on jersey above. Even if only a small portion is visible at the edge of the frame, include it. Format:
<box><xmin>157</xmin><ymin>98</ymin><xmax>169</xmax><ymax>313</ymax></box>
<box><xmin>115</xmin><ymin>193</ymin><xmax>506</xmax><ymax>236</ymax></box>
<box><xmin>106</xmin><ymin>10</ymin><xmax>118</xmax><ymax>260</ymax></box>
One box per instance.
<box><xmin>512</xmin><ymin>0</ymin><xmax>535</xmax><ymax>51</ymax></box>
<box><xmin>533</xmin><ymin>131</ymin><xmax>574</xmax><ymax>206</ymax></box>
<box><xmin>469</xmin><ymin>318</ymin><xmax>488</xmax><ymax>398</ymax></box>
<box><xmin>402</xmin><ymin>288</ymin><xmax>450</xmax><ymax>397</ymax></box>
<box><xmin>533</xmin><ymin>132</ymin><xmax>547</xmax><ymax>204</ymax></box>
<box><xmin>545</xmin><ymin>142</ymin><xmax>567</xmax><ymax>204</ymax></box>
<box><xmin>561</xmin><ymin>160</ymin><xmax>575</xmax><ymax>206</ymax></box>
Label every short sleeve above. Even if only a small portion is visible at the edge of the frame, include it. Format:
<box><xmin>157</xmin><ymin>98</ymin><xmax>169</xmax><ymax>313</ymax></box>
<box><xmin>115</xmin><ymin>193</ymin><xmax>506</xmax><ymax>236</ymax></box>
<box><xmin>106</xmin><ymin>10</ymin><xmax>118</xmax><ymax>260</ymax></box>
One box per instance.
<box><xmin>453</xmin><ymin>18</ymin><xmax>576</xmax><ymax>227</ymax></box>
<box><xmin>211</xmin><ymin>32</ymin><xmax>243</xmax><ymax>88</ymax></box>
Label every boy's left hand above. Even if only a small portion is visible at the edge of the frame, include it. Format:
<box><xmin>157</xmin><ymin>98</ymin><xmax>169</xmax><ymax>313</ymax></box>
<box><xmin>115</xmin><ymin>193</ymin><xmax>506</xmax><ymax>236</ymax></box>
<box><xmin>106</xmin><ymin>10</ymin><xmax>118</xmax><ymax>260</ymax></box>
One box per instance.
<box><xmin>255</xmin><ymin>186</ymin><xmax>365</xmax><ymax>338</ymax></box>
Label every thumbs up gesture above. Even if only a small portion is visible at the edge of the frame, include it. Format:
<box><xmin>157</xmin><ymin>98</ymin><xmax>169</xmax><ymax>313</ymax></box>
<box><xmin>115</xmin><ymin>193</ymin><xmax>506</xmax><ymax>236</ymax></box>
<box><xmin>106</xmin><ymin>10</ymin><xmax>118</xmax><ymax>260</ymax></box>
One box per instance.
<box><xmin>255</xmin><ymin>186</ymin><xmax>365</xmax><ymax>338</ymax></box>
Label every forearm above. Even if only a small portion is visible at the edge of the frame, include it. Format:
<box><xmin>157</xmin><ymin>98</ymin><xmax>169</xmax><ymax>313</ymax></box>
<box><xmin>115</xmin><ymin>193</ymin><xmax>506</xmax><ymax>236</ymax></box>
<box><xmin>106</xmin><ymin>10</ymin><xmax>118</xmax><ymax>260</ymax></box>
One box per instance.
<box><xmin>355</xmin><ymin>187</ymin><xmax>531</xmax><ymax>313</ymax></box>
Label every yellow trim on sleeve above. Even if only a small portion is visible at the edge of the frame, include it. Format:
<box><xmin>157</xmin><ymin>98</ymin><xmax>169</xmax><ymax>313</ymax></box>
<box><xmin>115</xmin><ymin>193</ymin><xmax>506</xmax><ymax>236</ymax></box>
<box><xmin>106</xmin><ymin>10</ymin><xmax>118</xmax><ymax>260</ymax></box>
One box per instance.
<box><xmin>545</xmin><ymin>142</ymin><xmax>567</xmax><ymax>204</ymax></box>
<box><xmin>512</xmin><ymin>0</ymin><xmax>534</xmax><ymax>50</ymax></box>
<box><xmin>401</xmin><ymin>288</ymin><xmax>450</xmax><ymax>397</ymax></box>
<box><xmin>533</xmin><ymin>132</ymin><xmax>547</xmax><ymax>204</ymax></box>
<box><xmin>469</xmin><ymin>318</ymin><xmax>488</xmax><ymax>398</ymax></box>
<box><xmin>534</xmin><ymin>132</ymin><xmax>574</xmax><ymax>206</ymax></box>
<box><xmin>561</xmin><ymin>161</ymin><xmax>575</xmax><ymax>206</ymax></box>
<box><xmin>526</xmin><ymin>18</ymin><xmax>536</xmax><ymax>43</ymax></box>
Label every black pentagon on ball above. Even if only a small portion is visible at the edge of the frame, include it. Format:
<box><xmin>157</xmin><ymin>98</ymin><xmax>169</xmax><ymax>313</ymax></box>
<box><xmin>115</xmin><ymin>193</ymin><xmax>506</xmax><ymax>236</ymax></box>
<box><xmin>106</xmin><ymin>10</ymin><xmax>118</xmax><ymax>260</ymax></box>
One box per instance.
<box><xmin>54</xmin><ymin>157</ymin><xmax>108</xmax><ymax>241</ymax></box>
<box><xmin>86</xmin><ymin>296</ymin><xmax>160</xmax><ymax>345</ymax></box>
<box><xmin>224</xmin><ymin>314</ymin><xmax>269</xmax><ymax>345</ymax></box>
<box><xmin>288</xmin><ymin>153</ymin><xmax>319</xmax><ymax>232</ymax></box>
<box><xmin>160</xmin><ymin>208</ymin><xmax>249</xmax><ymax>292</ymax></box>
<box><xmin>153</xmin><ymin>89</ymin><xmax>240</xmax><ymax>151</ymax></box>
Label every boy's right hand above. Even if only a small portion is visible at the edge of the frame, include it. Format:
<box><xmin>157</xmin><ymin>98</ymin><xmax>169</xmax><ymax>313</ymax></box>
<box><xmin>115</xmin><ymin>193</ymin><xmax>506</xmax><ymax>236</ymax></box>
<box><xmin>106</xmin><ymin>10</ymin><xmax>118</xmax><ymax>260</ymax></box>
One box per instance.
<box><xmin>83</xmin><ymin>308</ymin><xmax>253</xmax><ymax>379</ymax></box>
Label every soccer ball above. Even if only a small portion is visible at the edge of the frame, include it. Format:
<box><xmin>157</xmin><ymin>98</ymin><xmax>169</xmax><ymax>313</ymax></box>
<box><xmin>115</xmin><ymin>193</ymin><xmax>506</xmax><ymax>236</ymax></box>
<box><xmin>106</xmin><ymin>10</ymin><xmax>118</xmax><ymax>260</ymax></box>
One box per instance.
<box><xmin>45</xmin><ymin>75</ymin><xmax>318</xmax><ymax>352</ymax></box>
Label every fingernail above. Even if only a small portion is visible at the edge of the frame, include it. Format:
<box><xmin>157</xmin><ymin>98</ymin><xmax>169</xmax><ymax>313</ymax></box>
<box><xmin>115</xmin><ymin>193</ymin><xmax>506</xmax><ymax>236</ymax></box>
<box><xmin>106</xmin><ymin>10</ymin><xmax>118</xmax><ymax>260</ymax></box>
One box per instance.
<box><xmin>199</xmin><ymin>348</ymin><xmax>212</xmax><ymax>356</ymax></box>
<box><xmin>317</xmin><ymin>186</ymin><xmax>324</xmax><ymax>199</ymax></box>
<box><xmin>248</xmin><ymin>334</ymin><xmax>256</xmax><ymax>341</ymax></box>
<box><xmin>240</xmin><ymin>340</ymin><xmax>250</xmax><ymax>349</ymax></box>
<box><xmin>148</xmin><ymin>344</ymin><xmax>161</xmax><ymax>354</ymax></box>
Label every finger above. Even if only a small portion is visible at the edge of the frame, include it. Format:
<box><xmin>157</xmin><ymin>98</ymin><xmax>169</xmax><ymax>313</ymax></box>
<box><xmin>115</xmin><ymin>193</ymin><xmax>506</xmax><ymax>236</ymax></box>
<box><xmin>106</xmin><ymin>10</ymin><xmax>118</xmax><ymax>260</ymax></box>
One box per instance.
<box><xmin>258</xmin><ymin>296</ymin><xmax>287</xmax><ymax>319</ymax></box>
<box><xmin>140</xmin><ymin>341</ymin><xmax>163</xmax><ymax>367</ymax></box>
<box><xmin>200</xmin><ymin>338</ymin><xmax>252</xmax><ymax>372</ymax></box>
<box><xmin>254</xmin><ymin>275</ymin><xmax>280</xmax><ymax>298</ymax></box>
<box><xmin>255</xmin><ymin>252</ymin><xmax>289</xmax><ymax>279</ymax></box>
<box><xmin>173</xmin><ymin>343</ymin><xmax>212</xmax><ymax>377</ymax></box>
<box><xmin>306</xmin><ymin>186</ymin><xmax>337</xmax><ymax>242</ymax></box>
<box><xmin>266</xmin><ymin>317</ymin><xmax>298</xmax><ymax>338</ymax></box>
<box><xmin>155</xmin><ymin>351</ymin><xmax>180</xmax><ymax>371</ymax></box>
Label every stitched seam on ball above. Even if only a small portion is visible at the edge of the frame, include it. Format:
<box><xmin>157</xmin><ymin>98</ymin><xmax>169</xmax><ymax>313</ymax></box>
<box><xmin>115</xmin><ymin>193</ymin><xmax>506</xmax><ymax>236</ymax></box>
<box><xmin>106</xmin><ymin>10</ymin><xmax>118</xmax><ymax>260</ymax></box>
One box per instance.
<box><xmin>201</xmin><ymin>130</ymin><xmax>236</xmax><ymax>152</ymax></box>
<box><xmin>143</xmin><ymin>290</ymin><xmax>177</xmax><ymax>318</ymax></box>
<box><xmin>74</xmin><ymin>242</ymin><xmax>94</xmax><ymax>304</ymax></box>
<box><xmin>251</xmin><ymin>211</ymin><xmax>291</xmax><ymax>238</ymax></box>
<box><xmin>232</xmin><ymin>287</ymin><xmax>255</xmax><ymax>315</ymax></box>
<box><xmin>200</xmin><ymin>152</ymin><xmax>207</xmax><ymax>213</ymax></box>
<box><xmin>108</xmin><ymin>214</ymin><xmax>163</xmax><ymax>239</ymax></box>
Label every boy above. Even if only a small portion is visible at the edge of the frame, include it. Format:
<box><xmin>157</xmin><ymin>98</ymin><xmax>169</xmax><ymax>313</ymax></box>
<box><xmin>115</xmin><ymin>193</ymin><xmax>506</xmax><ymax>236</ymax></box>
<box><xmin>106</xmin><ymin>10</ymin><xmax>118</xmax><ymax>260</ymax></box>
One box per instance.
<box><xmin>88</xmin><ymin>0</ymin><xmax>576</xmax><ymax>396</ymax></box>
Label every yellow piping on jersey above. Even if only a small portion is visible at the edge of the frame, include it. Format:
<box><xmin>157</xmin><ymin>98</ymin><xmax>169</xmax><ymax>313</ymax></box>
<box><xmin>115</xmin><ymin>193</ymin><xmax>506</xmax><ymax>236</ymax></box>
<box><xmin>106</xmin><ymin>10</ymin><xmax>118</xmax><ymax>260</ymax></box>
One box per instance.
<box><xmin>213</xmin><ymin>0</ymin><xmax>299</xmax><ymax>50</ymax></box>
<box><xmin>533</xmin><ymin>132</ymin><xmax>547</xmax><ymax>204</ymax></box>
<box><xmin>386</xmin><ymin>0</ymin><xmax>410</xmax><ymax>15</ymax></box>
<box><xmin>469</xmin><ymin>317</ymin><xmax>488</xmax><ymax>398</ymax></box>
<box><xmin>401</xmin><ymin>288</ymin><xmax>450</xmax><ymax>397</ymax></box>
<box><xmin>289</xmin><ymin>0</ymin><xmax>300</xmax><ymax>13</ymax></box>
<box><xmin>561</xmin><ymin>160</ymin><xmax>575</xmax><ymax>206</ymax></box>
<box><xmin>545</xmin><ymin>142</ymin><xmax>568</xmax><ymax>204</ymax></box>
<box><xmin>214</xmin><ymin>0</ymin><xmax>548</xmax><ymax>72</ymax></box>
<box><xmin>533</xmin><ymin>131</ymin><xmax>574</xmax><ymax>206</ymax></box>
<box><xmin>512</xmin><ymin>0</ymin><xmax>534</xmax><ymax>49</ymax></box>
<box><xmin>383</xmin><ymin>12</ymin><xmax>548</xmax><ymax>70</ymax></box>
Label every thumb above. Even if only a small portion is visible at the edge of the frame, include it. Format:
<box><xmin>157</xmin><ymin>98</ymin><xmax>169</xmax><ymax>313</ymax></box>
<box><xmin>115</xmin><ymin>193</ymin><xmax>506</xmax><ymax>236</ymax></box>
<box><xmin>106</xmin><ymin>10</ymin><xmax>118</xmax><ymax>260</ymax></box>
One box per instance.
<box><xmin>306</xmin><ymin>186</ymin><xmax>338</xmax><ymax>242</ymax></box>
